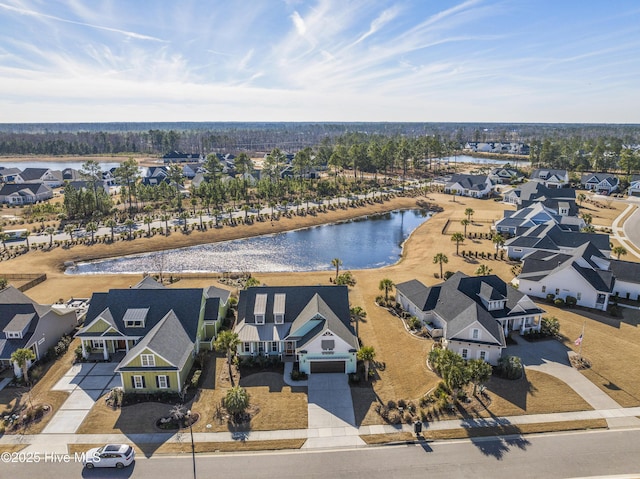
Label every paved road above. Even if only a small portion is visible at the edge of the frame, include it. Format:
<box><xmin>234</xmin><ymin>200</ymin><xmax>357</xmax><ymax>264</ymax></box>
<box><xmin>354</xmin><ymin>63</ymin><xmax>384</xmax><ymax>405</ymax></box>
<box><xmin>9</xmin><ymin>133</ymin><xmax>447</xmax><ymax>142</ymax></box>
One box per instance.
<box><xmin>3</xmin><ymin>428</ymin><xmax>640</xmax><ymax>478</ymax></box>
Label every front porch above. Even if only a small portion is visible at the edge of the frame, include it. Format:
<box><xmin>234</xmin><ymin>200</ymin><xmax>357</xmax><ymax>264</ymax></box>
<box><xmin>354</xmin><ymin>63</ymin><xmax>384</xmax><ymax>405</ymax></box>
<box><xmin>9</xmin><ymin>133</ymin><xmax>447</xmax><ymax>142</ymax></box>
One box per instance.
<box><xmin>501</xmin><ymin>315</ymin><xmax>542</xmax><ymax>337</ymax></box>
<box><xmin>85</xmin><ymin>350</ymin><xmax>126</xmax><ymax>363</ymax></box>
<box><xmin>80</xmin><ymin>336</ymin><xmax>137</xmax><ymax>361</ymax></box>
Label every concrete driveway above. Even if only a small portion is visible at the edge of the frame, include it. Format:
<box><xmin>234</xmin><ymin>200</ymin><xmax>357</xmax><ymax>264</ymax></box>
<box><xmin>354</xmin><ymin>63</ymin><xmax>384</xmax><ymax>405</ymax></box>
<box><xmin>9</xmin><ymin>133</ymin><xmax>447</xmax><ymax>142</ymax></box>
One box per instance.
<box><xmin>303</xmin><ymin>374</ymin><xmax>364</xmax><ymax>449</ymax></box>
<box><xmin>42</xmin><ymin>362</ymin><xmax>121</xmax><ymax>434</ymax></box>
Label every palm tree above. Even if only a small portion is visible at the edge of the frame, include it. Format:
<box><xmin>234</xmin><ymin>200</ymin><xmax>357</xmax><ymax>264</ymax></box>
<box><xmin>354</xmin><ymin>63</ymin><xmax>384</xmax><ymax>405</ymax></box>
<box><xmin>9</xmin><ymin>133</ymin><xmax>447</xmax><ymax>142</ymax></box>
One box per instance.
<box><xmin>242</xmin><ymin>204</ymin><xmax>251</xmax><ymax>223</ymax></box>
<box><xmin>464</xmin><ymin>208</ymin><xmax>475</xmax><ymax>221</ymax></box>
<box><xmin>21</xmin><ymin>230</ymin><xmax>30</xmax><ymax>249</ymax></box>
<box><xmin>578</xmin><ymin>193</ymin><xmax>586</xmax><ymax>206</ymax></box>
<box><xmin>357</xmin><ymin>346</ymin><xmax>376</xmax><ymax>381</ymax></box>
<box><xmin>86</xmin><ymin>221</ymin><xmax>98</xmax><ymax>243</ymax></box>
<box><xmin>64</xmin><ymin>224</ymin><xmax>75</xmax><ymax>242</ymax></box>
<box><xmin>180</xmin><ymin>211</ymin><xmax>190</xmax><ymax>232</ymax></box>
<box><xmin>467</xmin><ymin>358</ymin><xmax>492</xmax><ymax>395</ymax></box>
<box><xmin>433</xmin><ymin>253</ymin><xmax>448</xmax><ymax>279</ymax></box>
<box><xmin>492</xmin><ymin>233</ymin><xmax>505</xmax><ymax>253</ymax></box>
<box><xmin>45</xmin><ymin>226</ymin><xmax>55</xmax><ymax>247</ymax></box>
<box><xmin>475</xmin><ymin>264</ymin><xmax>492</xmax><ymax>276</ymax></box>
<box><xmin>378</xmin><ymin>278</ymin><xmax>395</xmax><ymax>302</ymax></box>
<box><xmin>350</xmin><ymin>306</ymin><xmax>366</xmax><ymax>339</ymax></box>
<box><xmin>581</xmin><ymin>212</ymin><xmax>593</xmax><ymax>225</ymax></box>
<box><xmin>161</xmin><ymin>214</ymin><xmax>171</xmax><ymax>235</ymax></box>
<box><xmin>460</xmin><ymin>218</ymin><xmax>470</xmax><ymax>237</ymax></box>
<box><xmin>214</xmin><ymin>330</ymin><xmax>241</xmax><ymax>386</ymax></box>
<box><xmin>612</xmin><ymin>245</ymin><xmax>627</xmax><ymax>260</ymax></box>
<box><xmin>224</xmin><ymin>386</ymin><xmax>250</xmax><ymax>423</ymax></box>
<box><xmin>105</xmin><ymin>218</ymin><xmax>117</xmax><ymax>242</ymax></box>
<box><xmin>0</xmin><ymin>233</ymin><xmax>8</xmax><ymax>252</ymax></box>
<box><xmin>124</xmin><ymin>218</ymin><xmax>135</xmax><ymax>240</ymax></box>
<box><xmin>143</xmin><ymin>216</ymin><xmax>153</xmax><ymax>236</ymax></box>
<box><xmin>451</xmin><ymin>232</ymin><xmax>465</xmax><ymax>255</ymax></box>
<box><xmin>331</xmin><ymin>258</ymin><xmax>343</xmax><ymax>282</ymax></box>
<box><xmin>11</xmin><ymin>348</ymin><xmax>36</xmax><ymax>384</ymax></box>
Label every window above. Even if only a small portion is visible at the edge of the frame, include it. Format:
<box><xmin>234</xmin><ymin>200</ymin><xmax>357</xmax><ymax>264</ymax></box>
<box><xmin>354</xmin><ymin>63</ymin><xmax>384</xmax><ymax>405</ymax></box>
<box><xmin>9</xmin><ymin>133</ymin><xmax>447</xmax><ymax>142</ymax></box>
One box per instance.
<box><xmin>541</xmin><ymin>285</ymin><xmax>546</xmax><ymax>293</ymax></box>
<box><xmin>274</xmin><ymin>314</ymin><xmax>284</xmax><ymax>324</ymax></box>
<box><xmin>577</xmin><ymin>292</ymin><xmax>582</xmax><ymax>300</ymax></box>
<box><xmin>132</xmin><ymin>375</ymin><xmax>145</xmax><ymax>389</ymax></box>
<box><xmin>321</xmin><ymin>339</ymin><xmax>335</xmax><ymax>351</ymax></box>
<box><xmin>472</xmin><ymin>329</ymin><xmax>479</xmax><ymax>340</ymax></box>
<box><xmin>258</xmin><ymin>342</ymin><xmax>265</xmax><ymax>353</ymax></box>
<box><xmin>461</xmin><ymin>348</ymin><xmax>468</xmax><ymax>360</ymax></box>
<box><xmin>271</xmin><ymin>342</ymin><xmax>279</xmax><ymax>353</ymax></box>
<box><xmin>92</xmin><ymin>340</ymin><xmax>105</xmax><ymax>349</ymax></box>
<box><xmin>244</xmin><ymin>343</ymin><xmax>250</xmax><ymax>353</ymax></box>
<box><xmin>156</xmin><ymin>375</ymin><xmax>169</xmax><ymax>389</ymax></box>
<box><xmin>125</xmin><ymin>320</ymin><xmax>143</xmax><ymax>327</ymax></box>
<box><xmin>555</xmin><ymin>288</ymin><xmax>560</xmax><ymax>296</ymax></box>
<box><xmin>141</xmin><ymin>354</ymin><xmax>155</xmax><ymax>367</ymax></box>
<box><xmin>6</xmin><ymin>332</ymin><xmax>20</xmax><ymax>339</ymax></box>
<box><xmin>479</xmin><ymin>351</ymin><xmax>487</xmax><ymax>361</ymax></box>
<box><xmin>255</xmin><ymin>314</ymin><xmax>265</xmax><ymax>325</ymax></box>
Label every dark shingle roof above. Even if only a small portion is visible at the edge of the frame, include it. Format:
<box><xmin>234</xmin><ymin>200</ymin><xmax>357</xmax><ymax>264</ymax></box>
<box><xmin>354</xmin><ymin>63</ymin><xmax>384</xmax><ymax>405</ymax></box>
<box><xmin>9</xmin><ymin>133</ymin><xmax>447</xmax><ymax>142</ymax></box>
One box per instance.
<box><xmin>610</xmin><ymin>259</ymin><xmax>640</xmax><ymax>284</ymax></box>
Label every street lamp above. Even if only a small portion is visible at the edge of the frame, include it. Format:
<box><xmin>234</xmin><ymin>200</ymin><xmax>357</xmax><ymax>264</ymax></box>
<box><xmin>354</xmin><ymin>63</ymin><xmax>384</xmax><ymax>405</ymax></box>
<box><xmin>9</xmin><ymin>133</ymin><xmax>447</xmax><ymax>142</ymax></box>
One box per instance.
<box><xmin>187</xmin><ymin>410</ymin><xmax>196</xmax><ymax>479</ymax></box>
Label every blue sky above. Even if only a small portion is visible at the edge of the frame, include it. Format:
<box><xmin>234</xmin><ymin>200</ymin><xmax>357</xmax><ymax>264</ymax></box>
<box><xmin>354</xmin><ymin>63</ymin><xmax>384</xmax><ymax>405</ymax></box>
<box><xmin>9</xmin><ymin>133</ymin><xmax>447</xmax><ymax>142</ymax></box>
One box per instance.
<box><xmin>1</xmin><ymin>0</ymin><xmax>639</xmax><ymax>123</ymax></box>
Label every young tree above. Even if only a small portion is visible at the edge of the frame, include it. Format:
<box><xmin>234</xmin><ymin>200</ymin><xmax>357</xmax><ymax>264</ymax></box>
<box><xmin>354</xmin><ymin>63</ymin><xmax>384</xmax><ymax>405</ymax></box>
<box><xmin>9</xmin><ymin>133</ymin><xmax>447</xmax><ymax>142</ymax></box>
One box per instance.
<box><xmin>492</xmin><ymin>233</ymin><xmax>505</xmax><ymax>253</ymax></box>
<box><xmin>357</xmin><ymin>345</ymin><xmax>376</xmax><ymax>381</ymax></box>
<box><xmin>86</xmin><ymin>221</ymin><xmax>98</xmax><ymax>243</ymax></box>
<box><xmin>460</xmin><ymin>218</ymin><xmax>470</xmax><ymax>237</ymax></box>
<box><xmin>612</xmin><ymin>245</ymin><xmax>627</xmax><ymax>260</ymax></box>
<box><xmin>45</xmin><ymin>226</ymin><xmax>55</xmax><ymax>247</ymax></box>
<box><xmin>80</xmin><ymin>159</ymin><xmax>103</xmax><ymax>211</ymax></box>
<box><xmin>451</xmin><ymin>232</ymin><xmax>465</xmax><ymax>255</ymax></box>
<box><xmin>11</xmin><ymin>348</ymin><xmax>36</xmax><ymax>383</ymax></box>
<box><xmin>464</xmin><ymin>208</ymin><xmax>475</xmax><ymax>221</ymax></box>
<box><xmin>378</xmin><ymin>278</ymin><xmax>395</xmax><ymax>302</ymax></box>
<box><xmin>466</xmin><ymin>358</ymin><xmax>492</xmax><ymax>395</ymax></box>
<box><xmin>106</xmin><ymin>218</ymin><xmax>117</xmax><ymax>242</ymax></box>
<box><xmin>21</xmin><ymin>230</ymin><xmax>30</xmax><ymax>249</ymax></box>
<box><xmin>350</xmin><ymin>306</ymin><xmax>366</xmax><ymax>339</ymax></box>
<box><xmin>214</xmin><ymin>330</ymin><xmax>241</xmax><ymax>386</ymax></box>
<box><xmin>224</xmin><ymin>385</ymin><xmax>250</xmax><ymax>423</ymax></box>
<box><xmin>331</xmin><ymin>257</ymin><xmax>343</xmax><ymax>282</ymax></box>
<box><xmin>475</xmin><ymin>264</ymin><xmax>492</xmax><ymax>276</ymax></box>
<box><xmin>433</xmin><ymin>253</ymin><xmax>448</xmax><ymax>279</ymax></box>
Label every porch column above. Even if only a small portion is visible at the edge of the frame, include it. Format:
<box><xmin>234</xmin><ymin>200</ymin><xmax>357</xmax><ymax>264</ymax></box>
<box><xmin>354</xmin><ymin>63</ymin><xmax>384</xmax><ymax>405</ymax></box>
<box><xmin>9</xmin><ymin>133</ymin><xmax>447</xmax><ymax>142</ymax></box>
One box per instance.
<box><xmin>81</xmin><ymin>340</ymin><xmax>87</xmax><ymax>359</ymax></box>
<box><xmin>103</xmin><ymin>341</ymin><xmax>108</xmax><ymax>360</ymax></box>
<box><xmin>125</xmin><ymin>340</ymin><xmax>130</xmax><ymax>353</ymax></box>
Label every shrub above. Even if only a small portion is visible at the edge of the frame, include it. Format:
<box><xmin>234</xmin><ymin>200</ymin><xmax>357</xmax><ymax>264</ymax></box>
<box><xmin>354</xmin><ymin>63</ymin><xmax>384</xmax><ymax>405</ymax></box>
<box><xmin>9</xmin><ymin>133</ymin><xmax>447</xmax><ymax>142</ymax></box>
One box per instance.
<box><xmin>554</xmin><ymin>298</ymin><xmax>565</xmax><ymax>307</ymax></box>
<box><xmin>443</xmin><ymin>271</ymin><xmax>454</xmax><ymax>280</ymax></box>
<box><xmin>546</xmin><ymin>293</ymin><xmax>556</xmax><ymax>303</ymax></box>
<box><xmin>397</xmin><ymin>399</ymin><xmax>407</xmax><ymax>409</ymax></box>
<box><xmin>190</xmin><ymin>369</ymin><xmax>202</xmax><ymax>388</ymax></box>
<box><xmin>387</xmin><ymin>400</ymin><xmax>396</xmax><ymax>409</ymax></box>
<box><xmin>541</xmin><ymin>316</ymin><xmax>560</xmax><ymax>337</ymax></box>
<box><xmin>496</xmin><ymin>355</ymin><xmax>523</xmax><ymax>380</ymax></box>
<box><xmin>407</xmin><ymin>316</ymin><xmax>421</xmax><ymax>330</ymax></box>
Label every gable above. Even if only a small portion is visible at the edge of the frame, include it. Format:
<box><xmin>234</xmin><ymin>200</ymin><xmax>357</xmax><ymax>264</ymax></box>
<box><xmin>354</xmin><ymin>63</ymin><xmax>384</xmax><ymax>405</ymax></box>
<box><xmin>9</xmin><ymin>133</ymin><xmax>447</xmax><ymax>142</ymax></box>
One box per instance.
<box><xmin>119</xmin><ymin>347</ymin><xmax>175</xmax><ymax>369</ymax></box>
<box><xmin>82</xmin><ymin>315</ymin><xmax>115</xmax><ymax>334</ymax></box>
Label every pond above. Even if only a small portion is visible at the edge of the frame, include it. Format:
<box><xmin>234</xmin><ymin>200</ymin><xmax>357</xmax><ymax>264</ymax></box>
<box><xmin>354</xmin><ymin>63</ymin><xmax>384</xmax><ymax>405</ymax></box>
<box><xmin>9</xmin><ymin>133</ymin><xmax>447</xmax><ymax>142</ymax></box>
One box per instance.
<box><xmin>437</xmin><ymin>155</ymin><xmax>530</xmax><ymax>165</ymax></box>
<box><xmin>0</xmin><ymin>160</ymin><xmax>123</xmax><ymax>171</ymax></box>
<box><xmin>66</xmin><ymin>209</ymin><xmax>432</xmax><ymax>275</ymax></box>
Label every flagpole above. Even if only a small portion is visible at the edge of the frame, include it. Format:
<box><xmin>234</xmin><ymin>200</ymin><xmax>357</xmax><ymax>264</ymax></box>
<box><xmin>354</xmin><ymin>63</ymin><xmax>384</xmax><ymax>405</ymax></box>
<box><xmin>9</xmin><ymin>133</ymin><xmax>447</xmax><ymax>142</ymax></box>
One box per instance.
<box><xmin>578</xmin><ymin>321</ymin><xmax>585</xmax><ymax>357</ymax></box>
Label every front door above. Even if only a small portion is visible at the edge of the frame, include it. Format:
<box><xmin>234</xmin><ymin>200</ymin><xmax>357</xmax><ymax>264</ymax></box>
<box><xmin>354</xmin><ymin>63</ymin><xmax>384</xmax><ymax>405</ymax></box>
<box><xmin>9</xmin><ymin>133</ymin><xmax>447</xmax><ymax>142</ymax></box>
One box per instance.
<box><xmin>116</xmin><ymin>340</ymin><xmax>126</xmax><ymax>351</ymax></box>
<box><xmin>285</xmin><ymin>341</ymin><xmax>294</xmax><ymax>355</ymax></box>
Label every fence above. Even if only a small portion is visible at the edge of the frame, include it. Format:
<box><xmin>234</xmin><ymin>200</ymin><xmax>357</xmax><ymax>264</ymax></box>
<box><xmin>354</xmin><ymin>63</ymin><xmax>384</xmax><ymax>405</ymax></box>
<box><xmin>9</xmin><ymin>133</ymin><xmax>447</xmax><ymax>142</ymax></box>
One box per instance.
<box><xmin>1</xmin><ymin>273</ymin><xmax>47</xmax><ymax>292</ymax></box>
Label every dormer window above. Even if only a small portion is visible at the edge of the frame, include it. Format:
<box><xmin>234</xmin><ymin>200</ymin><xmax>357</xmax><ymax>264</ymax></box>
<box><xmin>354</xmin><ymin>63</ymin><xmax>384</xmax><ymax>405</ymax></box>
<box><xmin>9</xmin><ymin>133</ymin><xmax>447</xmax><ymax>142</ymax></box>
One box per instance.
<box><xmin>124</xmin><ymin>308</ymin><xmax>149</xmax><ymax>328</ymax></box>
<box><xmin>273</xmin><ymin>293</ymin><xmax>286</xmax><ymax>324</ymax></box>
<box><xmin>254</xmin><ymin>293</ymin><xmax>267</xmax><ymax>325</ymax></box>
<box><xmin>6</xmin><ymin>331</ymin><xmax>21</xmax><ymax>339</ymax></box>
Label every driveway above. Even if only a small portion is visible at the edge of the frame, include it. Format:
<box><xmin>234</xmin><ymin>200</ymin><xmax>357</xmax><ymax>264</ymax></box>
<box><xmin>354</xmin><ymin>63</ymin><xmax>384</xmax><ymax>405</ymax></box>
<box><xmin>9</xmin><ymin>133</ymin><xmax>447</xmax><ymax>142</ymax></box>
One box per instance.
<box><xmin>42</xmin><ymin>362</ymin><xmax>121</xmax><ymax>434</ymax></box>
<box><xmin>303</xmin><ymin>374</ymin><xmax>365</xmax><ymax>449</ymax></box>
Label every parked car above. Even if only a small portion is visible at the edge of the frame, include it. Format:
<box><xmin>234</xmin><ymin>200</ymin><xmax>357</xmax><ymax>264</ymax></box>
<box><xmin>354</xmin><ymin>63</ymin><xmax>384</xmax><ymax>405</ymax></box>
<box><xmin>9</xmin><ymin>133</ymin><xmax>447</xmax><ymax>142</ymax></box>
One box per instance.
<box><xmin>83</xmin><ymin>444</ymin><xmax>135</xmax><ymax>469</ymax></box>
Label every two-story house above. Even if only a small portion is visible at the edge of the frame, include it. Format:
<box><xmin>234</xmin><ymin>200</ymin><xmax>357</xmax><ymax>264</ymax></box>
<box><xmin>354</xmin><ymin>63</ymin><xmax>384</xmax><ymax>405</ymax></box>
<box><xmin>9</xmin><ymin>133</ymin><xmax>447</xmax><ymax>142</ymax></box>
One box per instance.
<box><xmin>530</xmin><ymin>169</ymin><xmax>569</xmax><ymax>188</ymax></box>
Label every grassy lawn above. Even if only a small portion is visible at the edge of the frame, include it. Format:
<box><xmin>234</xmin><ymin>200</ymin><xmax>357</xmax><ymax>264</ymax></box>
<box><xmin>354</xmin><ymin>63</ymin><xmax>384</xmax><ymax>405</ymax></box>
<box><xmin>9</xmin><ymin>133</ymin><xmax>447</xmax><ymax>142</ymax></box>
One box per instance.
<box><xmin>0</xmin><ymin>339</ymin><xmax>79</xmax><ymax>435</ymax></box>
<box><xmin>77</xmin><ymin>353</ymin><xmax>307</xmax><ymax>435</ymax></box>
<box><xmin>543</xmin><ymin>303</ymin><xmax>640</xmax><ymax>407</ymax></box>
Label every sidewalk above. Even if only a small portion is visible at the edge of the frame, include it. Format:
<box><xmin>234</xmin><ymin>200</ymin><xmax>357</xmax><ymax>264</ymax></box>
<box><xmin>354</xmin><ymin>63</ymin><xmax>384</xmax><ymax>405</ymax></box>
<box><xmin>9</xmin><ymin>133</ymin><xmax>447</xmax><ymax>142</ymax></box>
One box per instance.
<box><xmin>3</xmin><ymin>406</ymin><xmax>640</xmax><ymax>454</ymax></box>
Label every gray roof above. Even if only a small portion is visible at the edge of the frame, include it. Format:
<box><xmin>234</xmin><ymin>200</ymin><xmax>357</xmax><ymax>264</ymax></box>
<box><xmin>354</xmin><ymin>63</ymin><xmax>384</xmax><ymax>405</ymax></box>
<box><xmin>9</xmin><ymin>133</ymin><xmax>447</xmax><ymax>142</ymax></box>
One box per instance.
<box><xmin>235</xmin><ymin>286</ymin><xmax>357</xmax><ymax>349</ymax></box>
<box><xmin>505</xmin><ymin>223</ymin><xmax>610</xmax><ymax>253</ymax></box>
<box><xmin>116</xmin><ymin>310</ymin><xmax>192</xmax><ymax>371</ymax></box>
<box><xmin>531</xmin><ymin>169</ymin><xmax>567</xmax><ymax>180</ymax></box>
<box><xmin>581</xmin><ymin>172</ymin><xmax>618</xmax><ymax>185</ymax></box>
<box><xmin>610</xmin><ymin>259</ymin><xmax>640</xmax><ymax>284</ymax></box>
<box><xmin>132</xmin><ymin>276</ymin><xmax>166</xmax><ymax>289</ymax></box>
<box><xmin>0</xmin><ymin>183</ymin><xmax>52</xmax><ymax>197</ymax></box>
<box><xmin>397</xmin><ymin>273</ymin><xmax>543</xmax><ymax>347</ymax></box>
<box><xmin>3</xmin><ymin>313</ymin><xmax>35</xmax><ymax>333</ymax></box>
<box><xmin>19</xmin><ymin>168</ymin><xmax>50</xmax><ymax>182</ymax></box>
<box><xmin>519</xmin><ymin>243</ymin><xmax>614</xmax><ymax>292</ymax></box>
<box><xmin>446</xmin><ymin>174</ymin><xmax>489</xmax><ymax>190</ymax></box>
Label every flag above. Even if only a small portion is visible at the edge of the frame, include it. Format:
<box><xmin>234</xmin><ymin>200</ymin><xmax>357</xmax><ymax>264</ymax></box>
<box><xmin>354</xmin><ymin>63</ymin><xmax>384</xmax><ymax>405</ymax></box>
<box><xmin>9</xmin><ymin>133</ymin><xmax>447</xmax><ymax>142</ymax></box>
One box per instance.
<box><xmin>574</xmin><ymin>334</ymin><xmax>583</xmax><ymax>346</ymax></box>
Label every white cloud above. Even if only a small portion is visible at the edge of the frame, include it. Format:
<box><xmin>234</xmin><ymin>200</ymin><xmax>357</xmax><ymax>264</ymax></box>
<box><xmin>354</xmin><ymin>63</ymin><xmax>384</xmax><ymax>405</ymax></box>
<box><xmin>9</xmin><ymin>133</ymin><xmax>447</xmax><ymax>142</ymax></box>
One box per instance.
<box><xmin>290</xmin><ymin>11</ymin><xmax>306</xmax><ymax>35</ymax></box>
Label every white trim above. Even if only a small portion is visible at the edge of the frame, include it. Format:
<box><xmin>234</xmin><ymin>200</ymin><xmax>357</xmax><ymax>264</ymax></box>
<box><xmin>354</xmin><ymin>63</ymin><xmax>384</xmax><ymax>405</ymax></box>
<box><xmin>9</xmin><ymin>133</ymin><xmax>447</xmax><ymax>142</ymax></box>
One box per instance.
<box><xmin>140</xmin><ymin>354</ymin><xmax>155</xmax><ymax>367</ymax></box>
<box><xmin>157</xmin><ymin>375</ymin><xmax>169</xmax><ymax>389</ymax></box>
<box><xmin>133</xmin><ymin>375</ymin><xmax>144</xmax><ymax>389</ymax></box>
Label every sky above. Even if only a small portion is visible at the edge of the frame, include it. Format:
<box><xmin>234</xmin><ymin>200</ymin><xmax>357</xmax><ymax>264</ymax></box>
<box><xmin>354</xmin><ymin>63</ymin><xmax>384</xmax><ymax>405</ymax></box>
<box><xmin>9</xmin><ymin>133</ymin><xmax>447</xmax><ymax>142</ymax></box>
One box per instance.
<box><xmin>1</xmin><ymin>0</ymin><xmax>640</xmax><ymax>124</ymax></box>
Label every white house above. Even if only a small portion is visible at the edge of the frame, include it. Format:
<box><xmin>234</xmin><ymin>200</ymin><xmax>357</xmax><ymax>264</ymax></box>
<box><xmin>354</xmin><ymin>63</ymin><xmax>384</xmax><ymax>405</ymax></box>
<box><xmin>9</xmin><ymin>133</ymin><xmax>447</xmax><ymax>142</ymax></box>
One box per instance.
<box><xmin>628</xmin><ymin>179</ymin><xmax>640</xmax><ymax>197</ymax></box>
<box><xmin>517</xmin><ymin>243</ymin><xmax>613</xmax><ymax>311</ymax></box>
<box><xmin>610</xmin><ymin>260</ymin><xmax>640</xmax><ymax>301</ymax></box>
<box><xmin>444</xmin><ymin>174</ymin><xmax>493</xmax><ymax>198</ymax></box>
<box><xmin>234</xmin><ymin>286</ymin><xmax>358</xmax><ymax>374</ymax></box>
<box><xmin>581</xmin><ymin>173</ymin><xmax>619</xmax><ymax>195</ymax></box>
<box><xmin>0</xmin><ymin>183</ymin><xmax>53</xmax><ymax>204</ymax></box>
<box><xmin>396</xmin><ymin>273</ymin><xmax>544</xmax><ymax>365</ymax></box>
<box><xmin>495</xmin><ymin>202</ymin><xmax>585</xmax><ymax>236</ymax></box>
<box><xmin>530</xmin><ymin>169</ymin><xmax>569</xmax><ymax>189</ymax></box>
<box><xmin>15</xmin><ymin>168</ymin><xmax>63</xmax><ymax>188</ymax></box>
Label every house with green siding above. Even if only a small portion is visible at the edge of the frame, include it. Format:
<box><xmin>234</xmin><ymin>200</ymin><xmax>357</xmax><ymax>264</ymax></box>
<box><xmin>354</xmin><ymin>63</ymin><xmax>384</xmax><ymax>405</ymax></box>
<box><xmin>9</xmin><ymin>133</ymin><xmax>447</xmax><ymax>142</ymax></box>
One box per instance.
<box><xmin>75</xmin><ymin>277</ymin><xmax>230</xmax><ymax>393</ymax></box>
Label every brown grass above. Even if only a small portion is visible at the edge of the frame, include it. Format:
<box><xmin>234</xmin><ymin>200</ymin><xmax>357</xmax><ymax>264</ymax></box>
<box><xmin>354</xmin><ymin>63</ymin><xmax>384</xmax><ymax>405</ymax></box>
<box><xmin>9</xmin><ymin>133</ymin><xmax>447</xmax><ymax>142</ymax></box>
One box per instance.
<box><xmin>0</xmin><ymin>445</ymin><xmax>28</xmax><ymax>453</ymax></box>
<box><xmin>68</xmin><ymin>439</ymin><xmax>305</xmax><ymax>456</ymax></box>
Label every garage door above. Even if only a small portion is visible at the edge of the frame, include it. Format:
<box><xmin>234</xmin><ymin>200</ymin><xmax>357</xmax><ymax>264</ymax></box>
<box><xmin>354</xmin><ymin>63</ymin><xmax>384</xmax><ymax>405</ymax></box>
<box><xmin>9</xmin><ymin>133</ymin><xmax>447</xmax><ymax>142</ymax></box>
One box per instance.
<box><xmin>310</xmin><ymin>361</ymin><xmax>345</xmax><ymax>373</ymax></box>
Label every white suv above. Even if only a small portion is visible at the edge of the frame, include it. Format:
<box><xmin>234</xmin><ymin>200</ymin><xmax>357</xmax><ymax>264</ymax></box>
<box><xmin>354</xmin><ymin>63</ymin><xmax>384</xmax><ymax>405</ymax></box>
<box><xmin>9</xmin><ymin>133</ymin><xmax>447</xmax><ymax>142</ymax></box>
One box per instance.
<box><xmin>83</xmin><ymin>444</ymin><xmax>135</xmax><ymax>469</ymax></box>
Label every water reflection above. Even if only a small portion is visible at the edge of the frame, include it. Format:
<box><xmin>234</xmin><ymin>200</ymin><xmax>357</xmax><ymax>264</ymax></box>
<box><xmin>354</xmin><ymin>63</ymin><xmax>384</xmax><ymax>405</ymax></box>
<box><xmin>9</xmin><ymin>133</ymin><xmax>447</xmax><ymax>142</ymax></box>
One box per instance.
<box><xmin>68</xmin><ymin>209</ymin><xmax>432</xmax><ymax>275</ymax></box>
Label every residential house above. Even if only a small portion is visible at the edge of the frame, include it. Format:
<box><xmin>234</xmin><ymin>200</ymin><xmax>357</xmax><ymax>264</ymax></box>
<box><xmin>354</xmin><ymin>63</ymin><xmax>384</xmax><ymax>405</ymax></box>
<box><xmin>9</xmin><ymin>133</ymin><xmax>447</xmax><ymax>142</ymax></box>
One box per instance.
<box><xmin>234</xmin><ymin>285</ymin><xmax>358</xmax><ymax>374</ymax></box>
<box><xmin>444</xmin><ymin>174</ymin><xmax>493</xmax><ymax>198</ymax></box>
<box><xmin>75</xmin><ymin>278</ymin><xmax>230</xmax><ymax>393</ymax></box>
<box><xmin>0</xmin><ymin>286</ymin><xmax>78</xmax><ymax>376</ymax></box>
<box><xmin>0</xmin><ymin>167</ymin><xmax>21</xmax><ymax>183</ymax></box>
<box><xmin>503</xmin><ymin>181</ymin><xmax>578</xmax><ymax>215</ymax></box>
<box><xmin>0</xmin><ymin>183</ymin><xmax>53</xmax><ymax>204</ymax></box>
<box><xmin>610</xmin><ymin>260</ymin><xmax>640</xmax><ymax>301</ymax></box>
<box><xmin>488</xmin><ymin>167</ymin><xmax>524</xmax><ymax>185</ymax></box>
<box><xmin>495</xmin><ymin>202</ymin><xmax>585</xmax><ymax>236</ymax></box>
<box><xmin>15</xmin><ymin>168</ymin><xmax>63</xmax><ymax>187</ymax></box>
<box><xmin>628</xmin><ymin>178</ymin><xmax>640</xmax><ymax>197</ymax></box>
<box><xmin>517</xmin><ymin>243</ymin><xmax>613</xmax><ymax>311</ymax></box>
<box><xmin>141</xmin><ymin>166</ymin><xmax>169</xmax><ymax>186</ymax></box>
<box><xmin>181</xmin><ymin>163</ymin><xmax>203</xmax><ymax>179</ymax></box>
<box><xmin>504</xmin><ymin>223</ymin><xmax>610</xmax><ymax>260</ymax></box>
<box><xmin>581</xmin><ymin>173</ymin><xmax>619</xmax><ymax>195</ymax></box>
<box><xmin>530</xmin><ymin>169</ymin><xmax>569</xmax><ymax>189</ymax></box>
<box><xmin>62</xmin><ymin>168</ymin><xmax>82</xmax><ymax>182</ymax></box>
<box><xmin>395</xmin><ymin>273</ymin><xmax>544</xmax><ymax>365</ymax></box>
<box><xmin>162</xmin><ymin>151</ymin><xmax>204</xmax><ymax>163</ymax></box>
